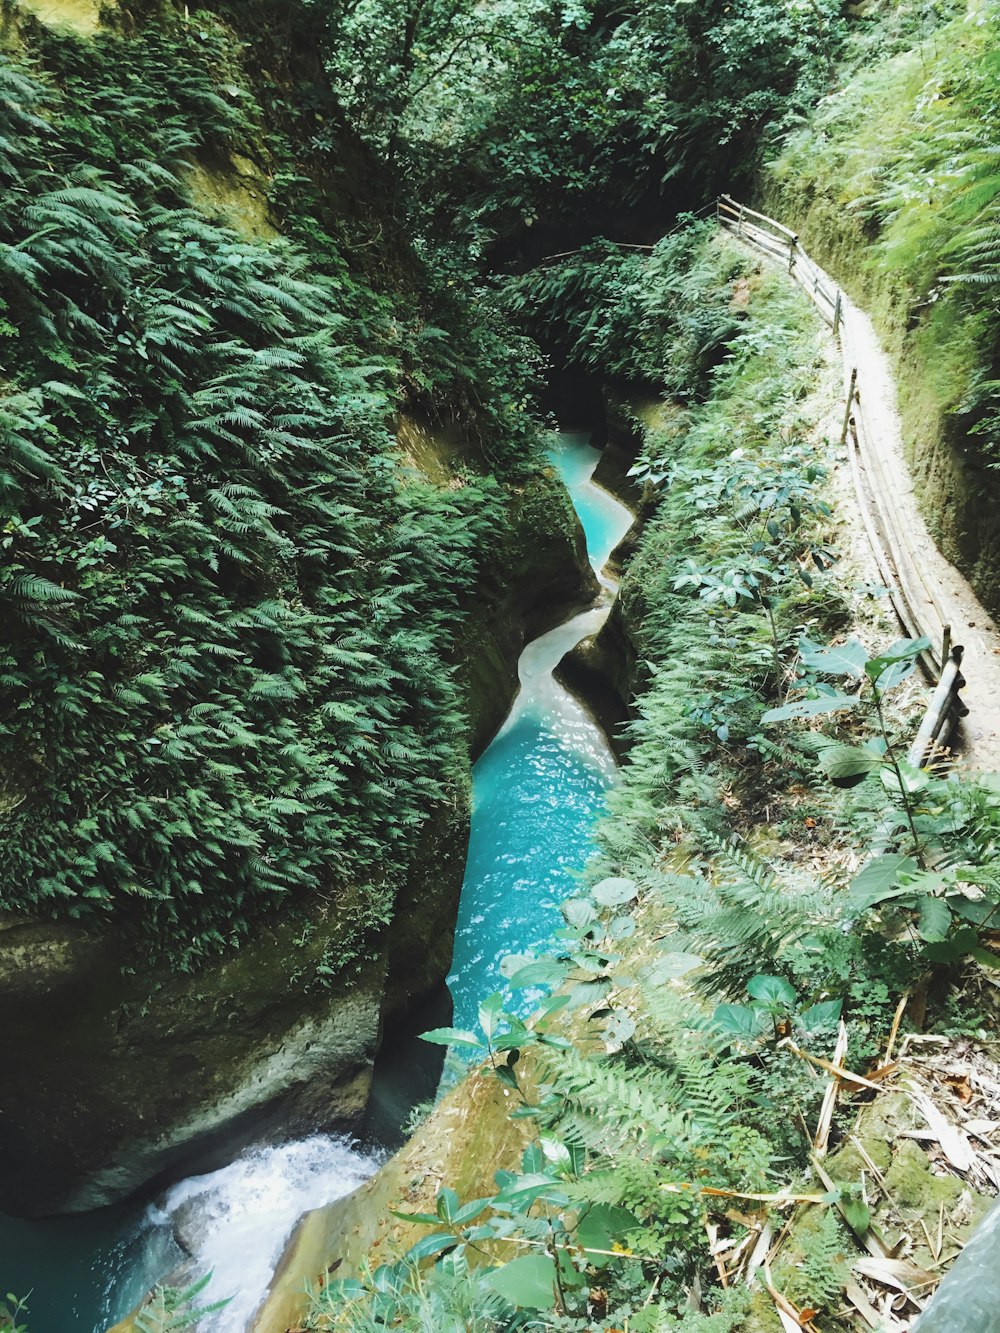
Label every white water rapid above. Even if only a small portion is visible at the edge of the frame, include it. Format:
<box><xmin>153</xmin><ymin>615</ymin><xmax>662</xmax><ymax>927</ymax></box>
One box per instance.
<box><xmin>151</xmin><ymin>1136</ymin><xmax>377</xmax><ymax>1331</ymax></box>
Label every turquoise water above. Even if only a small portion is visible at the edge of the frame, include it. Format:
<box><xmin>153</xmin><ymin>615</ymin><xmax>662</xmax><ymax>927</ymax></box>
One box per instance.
<box><xmin>0</xmin><ymin>429</ymin><xmax>632</xmax><ymax>1331</ymax></box>
<box><xmin>448</xmin><ymin>431</ymin><xmax>633</xmax><ymax>1027</ymax></box>
<box><xmin>545</xmin><ymin>430</ymin><xmax>630</xmax><ymax>575</ymax></box>
<box><xmin>0</xmin><ymin>1202</ymin><xmax>173</xmax><ymax>1332</ymax></box>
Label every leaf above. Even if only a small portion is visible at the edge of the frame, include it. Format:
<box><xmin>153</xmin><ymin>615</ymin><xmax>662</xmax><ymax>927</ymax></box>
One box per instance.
<box><xmin>484</xmin><ymin>1255</ymin><xmax>561</xmax><ymax>1310</ymax></box>
<box><xmin>879</xmin><ymin>758</ymin><xmax>931</xmax><ymax>796</ymax></box>
<box><xmin>923</xmin><ymin>925</ymin><xmax>979</xmax><ymax>964</ymax></box>
<box><xmin>609</xmin><ymin>914</ymin><xmax>636</xmax><ymax>939</ymax></box>
<box><xmin>591</xmin><ymin>876</ymin><xmax>638</xmax><ymax>907</ymax></box>
<box><xmin>568</xmin><ymin>977</ymin><xmax>612</xmax><ymax>1010</ymax></box>
<box><xmin>507</xmin><ymin>958</ymin><xmax>570</xmax><ymax>989</ymax></box>
<box><xmin>493</xmin><ymin>1173</ymin><xmax>569</xmax><ymax>1209</ymax></box>
<box><xmin>799</xmin><ymin>635</ymin><xmax>868</xmax><ymax>677</ymax></box>
<box><xmin>949</xmin><ymin>897</ymin><xmax>993</xmax><ymax>925</ymax></box>
<box><xmin>404</xmin><ymin>1232</ymin><xmax>460</xmax><ymax>1263</ymax></box>
<box><xmin>848</xmin><ymin>855</ymin><xmax>918</xmax><ymax>911</ymax></box>
<box><xmin>798</xmin><ymin>999</ymin><xmax>843</xmax><ymax>1033</ymax></box>
<box><xmin>712</xmin><ymin>1004</ymin><xmax>763</xmax><ymax>1039</ymax></box>
<box><xmin>576</xmin><ymin>1203</ymin><xmax>640</xmax><ymax>1267</ymax></box>
<box><xmin>865</xmin><ymin>636</ymin><xmax>931</xmax><ymax>691</ymax></box>
<box><xmin>644</xmin><ymin>951</ymin><xmax>703</xmax><ymax>983</ymax></box>
<box><xmin>494</xmin><ymin>1021</ymin><xmax>536</xmax><ymax>1052</ymax></box>
<box><xmin>452</xmin><ymin>1197</ymin><xmax>492</xmax><ymax>1226</ymax></box>
<box><xmin>818</xmin><ymin>745</ymin><xmax>881</xmax><ymax>785</ymax></box>
<box><xmin>747</xmin><ymin>974</ymin><xmax>796</xmax><ymax>1008</ymax></box>
<box><xmin>7</xmin><ymin>573</ymin><xmax>79</xmax><ymax>603</ymax></box>
<box><xmin>762</xmin><ymin>693</ymin><xmax>860</xmax><ymax>723</ymax></box>
<box><xmin>917</xmin><ymin>896</ymin><xmax>952</xmax><ymax>943</ymax></box>
<box><xmin>479</xmin><ymin>992</ymin><xmax>505</xmax><ymax>1043</ymax></box>
<box><xmin>602</xmin><ymin>1009</ymin><xmax>637</xmax><ymax>1051</ymax></box>
<box><xmin>538</xmin><ymin>1131</ymin><xmax>574</xmax><ymax>1176</ymax></box>
<box><xmin>842</xmin><ymin>1195</ymin><xmax>871</xmax><ymax>1236</ymax></box>
<box><xmin>561</xmin><ymin>897</ymin><xmax>597</xmax><ymax>929</ymax></box>
<box><xmin>436</xmin><ymin>1186</ymin><xmax>460</xmax><ymax>1222</ymax></box>
<box><xmin>420</xmin><ymin>1027</ymin><xmax>483</xmax><ymax>1051</ymax></box>
<box><xmin>499</xmin><ymin>953</ymin><xmax>534</xmax><ymax>979</ymax></box>
<box><xmin>494</xmin><ymin>1064</ymin><xmax>520</xmax><ymax>1093</ymax></box>
<box><xmin>389</xmin><ymin>1208</ymin><xmax>441</xmax><ymax>1225</ymax></box>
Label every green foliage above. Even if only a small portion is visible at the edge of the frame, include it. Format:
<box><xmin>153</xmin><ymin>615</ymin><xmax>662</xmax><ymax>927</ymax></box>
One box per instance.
<box><xmin>0</xmin><ymin>23</ymin><xmax>521</xmax><ymax>961</ymax></box>
<box><xmin>302</xmin><ymin>197</ymin><xmax>999</xmax><ymax>1333</ymax></box>
<box><xmin>307</xmin><ymin>1248</ymin><xmax>523</xmax><ymax>1330</ymax></box>
<box><xmin>778</xmin><ymin>1208</ymin><xmax>850</xmax><ymax>1314</ymax></box>
<box><xmin>133</xmin><ymin>1273</ymin><xmax>230</xmax><ymax>1333</ymax></box>
<box><xmin>500</xmin><ymin>223</ymin><xmax>749</xmax><ymax>392</ymax></box>
<box><xmin>768</xmin><ymin>1</ymin><xmax>1000</xmax><ymax>464</ymax></box>
<box><xmin>318</xmin><ymin>0</ymin><xmax>850</xmax><ymax>236</ymax></box>
<box><xmin>0</xmin><ymin>1295</ymin><xmax>29</xmax><ymax>1333</ymax></box>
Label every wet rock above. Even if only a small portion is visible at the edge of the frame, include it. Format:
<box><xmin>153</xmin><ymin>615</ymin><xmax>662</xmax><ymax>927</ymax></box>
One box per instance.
<box><xmin>0</xmin><ymin>905</ymin><xmax>387</xmax><ymax>1215</ymax></box>
<box><xmin>556</xmin><ymin>599</ymin><xmax>640</xmax><ymax>759</ymax></box>
<box><xmin>456</xmin><ymin>467</ymin><xmax>599</xmax><ymax>757</ymax></box>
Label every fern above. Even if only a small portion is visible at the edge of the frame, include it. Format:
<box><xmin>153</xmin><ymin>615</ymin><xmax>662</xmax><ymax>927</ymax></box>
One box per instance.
<box><xmin>133</xmin><ymin>1273</ymin><xmax>230</xmax><ymax>1333</ymax></box>
<box><xmin>663</xmin><ymin>832</ymin><xmax>837</xmax><ymax>998</ymax></box>
<box><xmin>779</xmin><ymin>1209</ymin><xmax>850</xmax><ymax>1313</ymax></box>
<box><xmin>0</xmin><ymin>20</ymin><xmax>521</xmax><ymax>963</ymax></box>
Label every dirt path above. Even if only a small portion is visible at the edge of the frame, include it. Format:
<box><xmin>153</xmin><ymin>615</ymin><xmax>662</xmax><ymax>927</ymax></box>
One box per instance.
<box><xmin>733</xmin><ymin>225</ymin><xmax>1000</xmax><ymax>772</ymax></box>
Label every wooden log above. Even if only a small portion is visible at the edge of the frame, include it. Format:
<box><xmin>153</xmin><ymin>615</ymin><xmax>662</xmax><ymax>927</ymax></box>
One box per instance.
<box><xmin>840</xmin><ymin>368</ymin><xmax>858</xmax><ymax>447</ymax></box>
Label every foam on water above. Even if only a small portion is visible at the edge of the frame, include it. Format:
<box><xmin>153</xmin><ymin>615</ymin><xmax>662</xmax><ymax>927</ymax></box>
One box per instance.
<box><xmin>156</xmin><ymin>1136</ymin><xmax>377</xmax><ymax>1331</ymax></box>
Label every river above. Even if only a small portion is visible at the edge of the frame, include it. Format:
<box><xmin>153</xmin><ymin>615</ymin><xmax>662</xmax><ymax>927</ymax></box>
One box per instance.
<box><xmin>0</xmin><ymin>429</ymin><xmax>632</xmax><ymax>1332</ymax></box>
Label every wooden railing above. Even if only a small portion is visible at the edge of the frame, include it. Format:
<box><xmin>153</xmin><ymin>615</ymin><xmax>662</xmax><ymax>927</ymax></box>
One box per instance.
<box><xmin>717</xmin><ymin>195</ymin><xmax>843</xmax><ymax>334</ymax></box>
<box><xmin>717</xmin><ymin>195</ymin><xmax>967</xmax><ymax>753</ymax></box>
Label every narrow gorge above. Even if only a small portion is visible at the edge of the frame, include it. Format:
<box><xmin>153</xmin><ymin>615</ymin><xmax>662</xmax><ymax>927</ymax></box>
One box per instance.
<box><xmin>5</xmin><ymin>1</ymin><xmax>1000</xmax><ymax>1330</ymax></box>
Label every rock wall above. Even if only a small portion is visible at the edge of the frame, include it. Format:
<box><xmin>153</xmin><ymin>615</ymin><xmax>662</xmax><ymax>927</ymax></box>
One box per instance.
<box><xmin>458</xmin><ymin>467</ymin><xmax>600</xmax><ymax>757</ymax></box>
<box><xmin>0</xmin><ymin>902</ymin><xmax>387</xmax><ymax>1216</ymax></box>
<box><xmin>251</xmin><ymin>1061</ymin><xmax>536</xmax><ymax>1333</ymax></box>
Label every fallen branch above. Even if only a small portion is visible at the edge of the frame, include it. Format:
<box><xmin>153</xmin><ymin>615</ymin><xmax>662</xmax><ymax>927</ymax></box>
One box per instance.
<box><xmin>882</xmin><ymin>992</ymin><xmax>909</xmax><ymax>1067</ymax></box>
<box><xmin>783</xmin><ymin>1039</ymin><xmax>889</xmax><ymax>1093</ymax></box>
<box><xmin>810</xmin><ymin>1155</ymin><xmax>893</xmax><ymax>1260</ymax></box>
<box><xmin>814</xmin><ymin>1020</ymin><xmax>849</xmax><ymax>1156</ymax></box>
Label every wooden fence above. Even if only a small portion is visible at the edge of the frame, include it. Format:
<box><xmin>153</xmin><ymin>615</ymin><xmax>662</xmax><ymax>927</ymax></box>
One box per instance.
<box><xmin>717</xmin><ymin>195</ymin><xmax>968</xmax><ymax>755</ymax></box>
<box><xmin>717</xmin><ymin>195</ymin><xmax>843</xmax><ymax>334</ymax></box>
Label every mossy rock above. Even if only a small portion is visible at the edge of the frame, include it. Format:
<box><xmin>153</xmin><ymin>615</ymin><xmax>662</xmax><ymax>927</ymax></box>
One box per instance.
<box><xmin>252</xmin><ymin>1062</ymin><xmax>534</xmax><ymax>1333</ymax></box>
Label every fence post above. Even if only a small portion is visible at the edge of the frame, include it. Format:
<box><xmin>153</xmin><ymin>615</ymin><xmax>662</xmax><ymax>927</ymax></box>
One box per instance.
<box><xmin>840</xmin><ymin>368</ymin><xmax>858</xmax><ymax>448</ymax></box>
<box><xmin>788</xmin><ymin>237</ymin><xmax>797</xmax><ymax>273</ymax></box>
<box><xmin>832</xmin><ymin>289</ymin><xmax>842</xmax><ymax>337</ymax></box>
<box><xmin>907</xmin><ymin>646</ymin><xmax>966</xmax><ymax>769</ymax></box>
<box><xmin>738</xmin><ymin>204</ymin><xmax>745</xmax><ymax>237</ymax></box>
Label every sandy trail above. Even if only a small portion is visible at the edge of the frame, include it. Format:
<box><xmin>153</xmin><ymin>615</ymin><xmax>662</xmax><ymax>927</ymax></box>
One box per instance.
<box><xmin>733</xmin><ymin>224</ymin><xmax>1000</xmax><ymax>771</ymax></box>
<box><xmin>837</xmin><ymin>294</ymin><xmax>1000</xmax><ymax>770</ymax></box>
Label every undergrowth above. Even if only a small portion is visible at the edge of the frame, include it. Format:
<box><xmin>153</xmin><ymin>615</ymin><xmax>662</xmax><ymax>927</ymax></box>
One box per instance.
<box><xmin>311</xmin><ymin>223</ymin><xmax>1000</xmax><ymax>1333</ymax></box>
